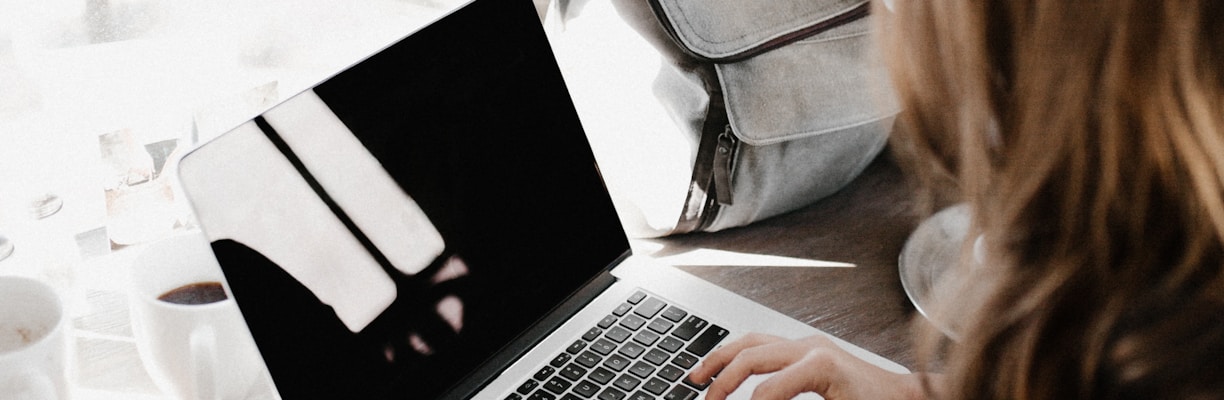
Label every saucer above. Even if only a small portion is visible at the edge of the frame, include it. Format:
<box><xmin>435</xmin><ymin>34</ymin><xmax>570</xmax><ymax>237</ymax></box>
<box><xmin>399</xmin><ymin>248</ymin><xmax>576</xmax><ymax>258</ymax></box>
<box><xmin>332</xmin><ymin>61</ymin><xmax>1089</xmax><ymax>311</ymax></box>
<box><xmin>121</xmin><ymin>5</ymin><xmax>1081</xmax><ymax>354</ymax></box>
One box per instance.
<box><xmin>898</xmin><ymin>203</ymin><xmax>970</xmax><ymax>339</ymax></box>
<box><xmin>0</xmin><ymin>235</ymin><xmax>12</xmax><ymax>261</ymax></box>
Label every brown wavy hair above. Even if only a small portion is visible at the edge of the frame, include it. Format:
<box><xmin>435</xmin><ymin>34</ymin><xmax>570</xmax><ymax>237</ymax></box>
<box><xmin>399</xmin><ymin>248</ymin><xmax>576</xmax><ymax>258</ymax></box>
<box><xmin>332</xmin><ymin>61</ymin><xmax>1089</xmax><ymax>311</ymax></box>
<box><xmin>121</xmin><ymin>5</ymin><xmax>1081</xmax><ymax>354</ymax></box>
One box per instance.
<box><xmin>877</xmin><ymin>0</ymin><xmax>1224</xmax><ymax>398</ymax></box>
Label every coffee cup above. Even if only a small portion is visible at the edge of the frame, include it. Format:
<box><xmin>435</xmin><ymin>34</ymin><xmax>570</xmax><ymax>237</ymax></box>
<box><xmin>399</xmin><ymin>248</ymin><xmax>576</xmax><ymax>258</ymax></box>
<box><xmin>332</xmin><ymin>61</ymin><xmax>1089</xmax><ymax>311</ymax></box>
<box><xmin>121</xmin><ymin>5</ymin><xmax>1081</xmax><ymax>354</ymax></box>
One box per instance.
<box><xmin>129</xmin><ymin>232</ymin><xmax>266</xmax><ymax>399</ymax></box>
<box><xmin>0</xmin><ymin>276</ymin><xmax>69</xmax><ymax>400</ymax></box>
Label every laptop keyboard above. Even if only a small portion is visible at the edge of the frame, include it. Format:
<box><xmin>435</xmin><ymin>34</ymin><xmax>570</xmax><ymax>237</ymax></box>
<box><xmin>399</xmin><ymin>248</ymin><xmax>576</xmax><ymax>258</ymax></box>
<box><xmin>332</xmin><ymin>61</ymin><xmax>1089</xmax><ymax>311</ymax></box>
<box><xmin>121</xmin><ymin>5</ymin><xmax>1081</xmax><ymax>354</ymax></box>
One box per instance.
<box><xmin>506</xmin><ymin>290</ymin><xmax>729</xmax><ymax>400</ymax></box>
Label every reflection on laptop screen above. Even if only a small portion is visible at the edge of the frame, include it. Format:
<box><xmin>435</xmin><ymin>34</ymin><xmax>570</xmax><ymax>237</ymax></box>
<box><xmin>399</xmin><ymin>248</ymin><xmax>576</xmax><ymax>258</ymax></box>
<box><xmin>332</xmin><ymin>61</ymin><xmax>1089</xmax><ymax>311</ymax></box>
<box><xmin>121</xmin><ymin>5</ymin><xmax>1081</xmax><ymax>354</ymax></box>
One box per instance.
<box><xmin>181</xmin><ymin>1</ymin><xmax>631</xmax><ymax>398</ymax></box>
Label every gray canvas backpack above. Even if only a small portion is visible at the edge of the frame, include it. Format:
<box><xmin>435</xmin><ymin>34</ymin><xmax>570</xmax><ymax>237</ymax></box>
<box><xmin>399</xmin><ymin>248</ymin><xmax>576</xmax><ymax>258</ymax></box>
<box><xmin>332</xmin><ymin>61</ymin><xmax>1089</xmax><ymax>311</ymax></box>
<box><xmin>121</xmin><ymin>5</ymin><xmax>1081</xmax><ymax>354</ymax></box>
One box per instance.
<box><xmin>645</xmin><ymin>0</ymin><xmax>899</xmax><ymax>234</ymax></box>
<box><xmin>544</xmin><ymin>0</ymin><xmax>898</xmax><ymax>236</ymax></box>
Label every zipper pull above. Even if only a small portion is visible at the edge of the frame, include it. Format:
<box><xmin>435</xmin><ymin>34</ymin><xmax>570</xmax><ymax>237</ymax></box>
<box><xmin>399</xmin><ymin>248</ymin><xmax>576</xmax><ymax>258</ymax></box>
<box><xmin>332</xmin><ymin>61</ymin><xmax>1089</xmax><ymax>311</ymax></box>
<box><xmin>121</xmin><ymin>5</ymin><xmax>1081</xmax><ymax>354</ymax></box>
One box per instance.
<box><xmin>711</xmin><ymin>126</ymin><xmax>737</xmax><ymax>206</ymax></box>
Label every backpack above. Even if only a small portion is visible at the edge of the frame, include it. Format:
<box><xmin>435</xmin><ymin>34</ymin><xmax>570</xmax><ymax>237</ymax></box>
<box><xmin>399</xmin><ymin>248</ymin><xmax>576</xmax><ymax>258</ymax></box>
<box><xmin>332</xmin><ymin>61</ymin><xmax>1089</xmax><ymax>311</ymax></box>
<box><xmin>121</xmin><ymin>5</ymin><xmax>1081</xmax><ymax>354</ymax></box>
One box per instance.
<box><xmin>546</xmin><ymin>0</ymin><xmax>898</xmax><ymax>236</ymax></box>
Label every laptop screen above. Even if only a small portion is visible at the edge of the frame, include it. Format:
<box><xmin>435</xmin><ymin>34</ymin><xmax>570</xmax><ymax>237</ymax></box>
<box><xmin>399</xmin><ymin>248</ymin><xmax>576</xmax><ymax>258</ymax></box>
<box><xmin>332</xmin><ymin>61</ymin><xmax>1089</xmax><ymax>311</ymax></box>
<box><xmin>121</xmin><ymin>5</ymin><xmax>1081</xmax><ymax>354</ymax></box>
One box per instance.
<box><xmin>182</xmin><ymin>1</ymin><xmax>631</xmax><ymax>398</ymax></box>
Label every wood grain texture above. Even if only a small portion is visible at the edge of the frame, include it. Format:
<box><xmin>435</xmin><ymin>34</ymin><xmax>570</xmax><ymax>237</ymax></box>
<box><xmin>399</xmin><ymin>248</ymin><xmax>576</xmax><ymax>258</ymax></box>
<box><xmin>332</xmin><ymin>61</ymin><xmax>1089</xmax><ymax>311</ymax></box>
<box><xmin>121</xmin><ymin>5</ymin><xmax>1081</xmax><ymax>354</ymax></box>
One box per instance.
<box><xmin>652</xmin><ymin>152</ymin><xmax>933</xmax><ymax>369</ymax></box>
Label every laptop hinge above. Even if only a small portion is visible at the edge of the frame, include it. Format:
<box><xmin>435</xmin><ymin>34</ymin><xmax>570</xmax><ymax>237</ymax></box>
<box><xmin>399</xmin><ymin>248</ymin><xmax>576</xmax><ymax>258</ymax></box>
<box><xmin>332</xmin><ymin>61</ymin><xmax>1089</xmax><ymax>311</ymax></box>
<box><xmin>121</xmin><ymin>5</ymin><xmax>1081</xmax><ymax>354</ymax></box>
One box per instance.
<box><xmin>438</xmin><ymin>252</ymin><xmax>628</xmax><ymax>399</ymax></box>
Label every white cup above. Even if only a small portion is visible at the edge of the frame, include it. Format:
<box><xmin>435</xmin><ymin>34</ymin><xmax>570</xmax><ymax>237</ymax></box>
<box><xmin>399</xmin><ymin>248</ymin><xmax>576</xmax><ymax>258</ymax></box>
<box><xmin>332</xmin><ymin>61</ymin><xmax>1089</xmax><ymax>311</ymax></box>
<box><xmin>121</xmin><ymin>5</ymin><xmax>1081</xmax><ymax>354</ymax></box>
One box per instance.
<box><xmin>0</xmin><ymin>276</ymin><xmax>69</xmax><ymax>400</ymax></box>
<box><xmin>129</xmin><ymin>232</ymin><xmax>265</xmax><ymax>400</ymax></box>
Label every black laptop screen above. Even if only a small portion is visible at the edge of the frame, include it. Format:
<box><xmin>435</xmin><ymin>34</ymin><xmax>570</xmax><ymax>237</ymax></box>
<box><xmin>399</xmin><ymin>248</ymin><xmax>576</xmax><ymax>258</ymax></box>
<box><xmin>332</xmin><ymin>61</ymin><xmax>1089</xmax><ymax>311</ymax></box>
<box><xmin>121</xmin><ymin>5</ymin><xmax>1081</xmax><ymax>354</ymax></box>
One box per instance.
<box><xmin>204</xmin><ymin>1</ymin><xmax>631</xmax><ymax>398</ymax></box>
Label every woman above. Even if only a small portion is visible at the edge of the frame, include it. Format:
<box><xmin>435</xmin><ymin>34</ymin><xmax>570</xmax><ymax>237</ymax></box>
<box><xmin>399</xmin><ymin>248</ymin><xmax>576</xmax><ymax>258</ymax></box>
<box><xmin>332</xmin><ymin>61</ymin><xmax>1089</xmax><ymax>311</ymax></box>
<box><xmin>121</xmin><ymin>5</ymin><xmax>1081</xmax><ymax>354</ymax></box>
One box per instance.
<box><xmin>689</xmin><ymin>0</ymin><xmax>1224</xmax><ymax>398</ymax></box>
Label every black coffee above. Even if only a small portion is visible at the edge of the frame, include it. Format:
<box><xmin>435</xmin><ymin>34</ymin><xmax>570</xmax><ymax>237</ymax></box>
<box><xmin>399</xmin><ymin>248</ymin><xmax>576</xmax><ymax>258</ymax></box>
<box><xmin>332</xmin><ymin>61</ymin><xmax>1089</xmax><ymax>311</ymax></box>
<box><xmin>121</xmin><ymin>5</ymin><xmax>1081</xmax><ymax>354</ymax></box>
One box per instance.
<box><xmin>158</xmin><ymin>281</ymin><xmax>228</xmax><ymax>305</ymax></box>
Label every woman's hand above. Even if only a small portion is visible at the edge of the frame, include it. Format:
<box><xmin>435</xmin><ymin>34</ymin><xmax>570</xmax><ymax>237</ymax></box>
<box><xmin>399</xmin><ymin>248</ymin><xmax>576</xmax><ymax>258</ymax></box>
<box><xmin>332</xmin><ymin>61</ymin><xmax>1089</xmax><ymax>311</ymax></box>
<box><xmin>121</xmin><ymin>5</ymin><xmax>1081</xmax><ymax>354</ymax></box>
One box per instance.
<box><xmin>687</xmin><ymin>333</ymin><xmax>924</xmax><ymax>400</ymax></box>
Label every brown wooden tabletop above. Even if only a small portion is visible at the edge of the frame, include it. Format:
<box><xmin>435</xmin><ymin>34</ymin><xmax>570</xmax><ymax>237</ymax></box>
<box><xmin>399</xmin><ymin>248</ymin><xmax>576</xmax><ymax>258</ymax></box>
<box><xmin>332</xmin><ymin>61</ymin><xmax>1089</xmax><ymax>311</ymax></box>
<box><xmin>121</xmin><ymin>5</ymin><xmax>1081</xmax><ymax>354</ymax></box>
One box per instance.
<box><xmin>646</xmin><ymin>152</ymin><xmax>930</xmax><ymax>370</ymax></box>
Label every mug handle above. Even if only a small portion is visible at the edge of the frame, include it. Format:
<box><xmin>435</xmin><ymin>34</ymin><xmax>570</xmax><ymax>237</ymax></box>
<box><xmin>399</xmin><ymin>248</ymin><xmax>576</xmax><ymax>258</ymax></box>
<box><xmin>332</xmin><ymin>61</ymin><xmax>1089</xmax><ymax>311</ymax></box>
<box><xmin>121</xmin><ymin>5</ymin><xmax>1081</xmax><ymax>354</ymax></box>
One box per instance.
<box><xmin>15</xmin><ymin>371</ymin><xmax>59</xmax><ymax>400</ymax></box>
<box><xmin>191</xmin><ymin>326</ymin><xmax>220</xmax><ymax>400</ymax></box>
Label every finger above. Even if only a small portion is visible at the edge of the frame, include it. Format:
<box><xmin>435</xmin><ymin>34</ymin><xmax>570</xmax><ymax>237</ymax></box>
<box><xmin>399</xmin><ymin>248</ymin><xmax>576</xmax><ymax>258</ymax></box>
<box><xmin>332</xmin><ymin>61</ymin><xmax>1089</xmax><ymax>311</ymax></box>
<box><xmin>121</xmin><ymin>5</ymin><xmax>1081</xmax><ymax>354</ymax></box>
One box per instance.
<box><xmin>688</xmin><ymin>333</ymin><xmax>784</xmax><ymax>384</ymax></box>
<box><xmin>704</xmin><ymin>340</ymin><xmax>809</xmax><ymax>400</ymax></box>
<box><xmin>750</xmin><ymin>348</ymin><xmax>839</xmax><ymax>400</ymax></box>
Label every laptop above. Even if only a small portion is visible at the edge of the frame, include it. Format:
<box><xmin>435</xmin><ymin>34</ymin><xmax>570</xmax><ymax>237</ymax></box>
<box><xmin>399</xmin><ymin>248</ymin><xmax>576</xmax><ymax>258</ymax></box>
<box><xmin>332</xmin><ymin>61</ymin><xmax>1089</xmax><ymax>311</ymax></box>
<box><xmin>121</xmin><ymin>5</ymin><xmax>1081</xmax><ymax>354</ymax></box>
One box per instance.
<box><xmin>173</xmin><ymin>1</ymin><xmax>908</xmax><ymax>399</ymax></box>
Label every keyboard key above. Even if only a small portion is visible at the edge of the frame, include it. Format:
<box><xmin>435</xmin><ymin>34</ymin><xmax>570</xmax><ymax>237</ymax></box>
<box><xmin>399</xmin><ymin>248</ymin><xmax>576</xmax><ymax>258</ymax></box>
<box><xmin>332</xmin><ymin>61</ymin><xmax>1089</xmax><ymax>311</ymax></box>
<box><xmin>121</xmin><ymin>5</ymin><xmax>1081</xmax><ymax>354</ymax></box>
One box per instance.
<box><xmin>604</xmin><ymin>354</ymin><xmax>631</xmax><ymax>372</ymax></box>
<box><xmin>633</xmin><ymin>330</ymin><xmax>661</xmax><ymax>346</ymax></box>
<box><xmin>573</xmin><ymin>381</ymin><xmax>600</xmax><ymax>398</ymax></box>
<box><xmin>614</xmin><ymin>374</ymin><xmax>643</xmax><ymax>392</ymax></box>
<box><xmin>598</xmin><ymin>315</ymin><xmax>618</xmax><ymax>329</ymax></box>
<box><xmin>660</xmin><ymin>306</ymin><xmax>688</xmax><ymax>323</ymax></box>
<box><xmin>618</xmin><ymin>342</ymin><xmax>646</xmax><ymax>359</ymax></box>
<box><xmin>643</xmin><ymin>378</ymin><xmax>671</xmax><ymax>395</ymax></box>
<box><xmin>599</xmin><ymin>387</ymin><xmax>628</xmax><ymax>400</ymax></box>
<box><xmin>567</xmin><ymin>340</ymin><xmax>588</xmax><ymax>355</ymax></box>
<box><xmin>627</xmin><ymin>292</ymin><xmax>647</xmax><ymax>304</ymax></box>
<box><xmin>671</xmin><ymin>353</ymin><xmax>699</xmax><ymax>369</ymax></box>
<box><xmin>560</xmin><ymin>363</ymin><xmax>588</xmax><ymax>381</ymax></box>
<box><xmin>576</xmin><ymin>351</ymin><xmax>603</xmax><ymax>368</ymax></box>
<box><xmin>628</xmin><ymin>361</ymin><xmax>656</xmax><ymax>379</ymax></box>
<box><xmin>657</xmin><ymin>365</ymin><xmax>685</xmax><ymax>382</ymax></box>
<box><xmin>544</xmin><ymin>377</ymin><xmax>573</xmax><ymax>394</ymax></box>
<box><xmin>606</xmin><ymin>327</ymin><xmax>632</xmax><ymax>343</ymax></box>
<box><xmin>590</xmin><ymin>367</ymin><xmax>616</xmax><ymax>384</ymax></box>
<box><xmin>562</xmin><ymin>394</ymin><xmax>584</xmax><ymax>400</ymax></box>
<box><xmin>685</xmin><ymin>325</ymin><xmax>729</xmax><ymax>356</ymax></box>
<box><xmin>643</xmin><ymin>349</ymin><xmax>670</xmax><ymax>366</ymax></box>
<box><xmin>682</xmin><ymin>375</ymin><xmax>710</xmax><ymax>391</ymax></box>
<box><xmin>627</xmin><ymin>391</ymin><xmax>654</xmax><ymax>400</ymax></box>
<box><xmin>535</xmin><ymin>366</ymin><xmax>557</xmax><ymax>381</ymax></box>
<box><xmin>530</xmin><ymin>390</ymin><xmax>558</xmax><ymax>400</ymax></box>
<box><xmin>583</xmin><ymin>328</ymin><xmax>603</xmax><ymax>342</ymax></box>
<box><xmin>664</xmin><ymin>385</ymin><xmax>698</xmax><ymax>400</ymax></box>
<box><xmin>517</xmin><ymin>380</ymin><xmax>540</xmax><ymax>395</ymax></box>
<box><xmin>657</xmin><ymin>337</ymin><xmax>684</xmax><ymax>353</ymax></box>
<box><xmin>633</xmin><ymin>298</ymin><xmax>667</xmax><ymax>319</ymax></box>
<box><xmin>591</xmin><ymin>339</ymin><xmax>617</xmax><ymax>355</ymax></box>
<box><xmin>552</xmin><ymin>353</ymin><xmax>573</xmax><ymax>368</ymax></box>
<box><xmin>647</xmin><ymin>319</ymin><xmax>675</xmax><ymax>335</ymax></box>
<box><xmin>619</xmin><ymin>315</ymin><xmax>647</xmax><ymax>331</ymax></box>
<box><xmin>507</xmin><ymin>393</ymin><xmax>524</xmax><ymax>400</ymax></box>
<box><xmin>672</xmin><ymin>316</ymin><xmax>708</xmax><ymax>341</ymax></box>
<box><xmin>613</xmin><ymin>303</ymin><xmax>633</xmax><ymax>316</ymax></box>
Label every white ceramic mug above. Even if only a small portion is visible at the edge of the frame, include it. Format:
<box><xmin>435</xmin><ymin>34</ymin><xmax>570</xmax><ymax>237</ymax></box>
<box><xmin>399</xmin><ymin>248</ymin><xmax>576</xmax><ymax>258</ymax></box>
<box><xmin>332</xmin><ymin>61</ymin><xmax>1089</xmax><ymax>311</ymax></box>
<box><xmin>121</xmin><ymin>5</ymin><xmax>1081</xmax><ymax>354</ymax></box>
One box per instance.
<box><xmin>0</xmin><ymin>276</ymin><xmax>69</xmax><ymax>400</ymax></box>
<box><xmin>130</xmin><ymin>232</ymin><xmax>265</xmax><ymax>400</ymax></box>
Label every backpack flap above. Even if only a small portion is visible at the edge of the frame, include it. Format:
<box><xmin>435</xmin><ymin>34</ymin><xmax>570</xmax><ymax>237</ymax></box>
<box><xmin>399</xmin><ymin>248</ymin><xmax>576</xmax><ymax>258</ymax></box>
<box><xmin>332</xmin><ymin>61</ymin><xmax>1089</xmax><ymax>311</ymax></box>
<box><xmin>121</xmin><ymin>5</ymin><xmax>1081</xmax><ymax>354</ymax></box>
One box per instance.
<box><xmin>718</xmin><ymin>15</ymin><xmax>899</xmax><ymax>146</ymax></box>
<box><xmin>649</xmin><ymin>0</ymin><xmax>898</xmax><ymax>147</ymax></box>
<box><xmin>649</xmin><ymin>0</ymin><xmax>871</xmax><ymax>62</ymax></box>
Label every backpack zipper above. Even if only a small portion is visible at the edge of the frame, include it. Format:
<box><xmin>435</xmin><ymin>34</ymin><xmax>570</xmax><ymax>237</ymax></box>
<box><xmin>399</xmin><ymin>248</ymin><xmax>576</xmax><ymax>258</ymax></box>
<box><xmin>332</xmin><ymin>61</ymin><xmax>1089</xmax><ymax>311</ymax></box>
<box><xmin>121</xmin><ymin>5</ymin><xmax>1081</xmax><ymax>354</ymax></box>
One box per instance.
<box><xmin>693</xmin><ymin>125</ymin><xmax>739</xmax><ymax>231</ymax></box>
<box><xmin>711</xmin><ymin>125</ymin><xmax>738</xmax><ymax>206</ymax></box>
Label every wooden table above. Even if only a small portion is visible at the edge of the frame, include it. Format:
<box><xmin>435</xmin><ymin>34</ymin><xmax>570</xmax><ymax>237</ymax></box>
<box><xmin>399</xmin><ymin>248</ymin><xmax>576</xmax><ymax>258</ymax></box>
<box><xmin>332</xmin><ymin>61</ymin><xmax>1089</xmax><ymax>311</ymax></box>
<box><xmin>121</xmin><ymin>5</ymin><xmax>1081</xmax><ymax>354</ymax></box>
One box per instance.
<box><xmin>652</xmin><ymin>153</ymin><xmax>929</xmax><ymax>370</ymax></box>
